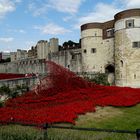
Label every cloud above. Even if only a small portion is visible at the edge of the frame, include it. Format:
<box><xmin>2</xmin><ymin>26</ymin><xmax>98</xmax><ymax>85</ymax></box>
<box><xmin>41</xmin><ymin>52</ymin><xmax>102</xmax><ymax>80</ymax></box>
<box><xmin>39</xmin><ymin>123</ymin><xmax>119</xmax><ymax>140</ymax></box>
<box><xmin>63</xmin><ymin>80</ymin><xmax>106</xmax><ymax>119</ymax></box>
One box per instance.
<box><xmin>0</xmin><ymin>0</ymin><xmax>21</xmax><ymax>18</ymax></box>
<box><xmin>15</xmin><ymin>0</ymin><xmax>22</xmax><ymax>3</ymax></box>
<box><xmin>74</xmin><ymin>0</ymin><xmax>140</xmax><ymax>29</ymax></box>
<box><xmin>34</xmin><ymin>23</ymin><xmax>71</xmax><ymax>35</ymax></box>
<box><xmin>48</xmin><ymin>0</ymin><xmax>85</xmax><ymax>14</ymax></box>
<box><xmin>74</xmin><ymin>2</ymin><xmax>121</xmax><ymax>29</ymax></box>
<box><xmin>63</xmin><ymin>16</ymin><xmax>73</xmax><ymax>22</ymax></box>
<box><xmin>25</xmin><ymin>41</ymin><xmax>36</xmax><ymax>49</ymax></box>
<box><xmin>19</xmin><ymin>29</ymin><xmax>26</xmax><ymax>33</ymax></box>
<box><xmin>0</xmin><ymin>37</ymin><xmax>14</xmax><ymax>42</ymax></box>
<box><xmin>8</xmin><ymin>28</ymin><xmax>26</xmax><ymax>33</ymax></box>
<box><xmin>28</xmin><ymin>2</ymin><xmax>49</xmax><ymax>16</ymax></box>
<box><xmin>28</xmin><ymin>0</ymin><xmax>85</xmax><ymax>16</ymax></box>
<box><xmin>120</xmin><ymin>0</ymin><xmax>140</xmax><ymax>8</ymax></box>
<box><xmin>0</xmin><ymin>0</ymin><xmax>15</xmax><ymax>18</ymax></box>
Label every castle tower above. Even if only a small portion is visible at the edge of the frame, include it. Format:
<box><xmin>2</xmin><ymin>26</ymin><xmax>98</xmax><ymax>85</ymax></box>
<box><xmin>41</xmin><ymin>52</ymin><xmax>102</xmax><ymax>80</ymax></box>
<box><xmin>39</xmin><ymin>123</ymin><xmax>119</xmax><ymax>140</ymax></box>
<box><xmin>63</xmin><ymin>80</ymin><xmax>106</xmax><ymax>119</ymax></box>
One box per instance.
<box><xmin>49</xmin><ymin>38</ymin><xmax>59</xmax><ymax>53</ymax></box>
<box><xmin>81</xmin><ymin>21</ymin><xmax>115</xmax><ymax>74</ymax></box>
<box><xmin>37</xmin><ymin>40</ymin><xmax>48</xmax><ymax>59</ymax></box>
<box><xmin>114</xmin><ymin>9</ymin><xmax>140</xmax><ymax>87</ymax></box>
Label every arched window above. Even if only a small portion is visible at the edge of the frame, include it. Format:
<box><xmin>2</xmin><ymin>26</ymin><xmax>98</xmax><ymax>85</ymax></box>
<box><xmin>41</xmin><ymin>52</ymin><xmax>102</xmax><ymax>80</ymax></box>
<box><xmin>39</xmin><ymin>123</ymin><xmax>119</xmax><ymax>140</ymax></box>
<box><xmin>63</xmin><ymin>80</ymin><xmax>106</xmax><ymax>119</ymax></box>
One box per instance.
<box><xmin>105</xmin><ymin>65</ymin><xmax>115</xmax><ymax>73</ymax></box>
<box><xmin>120</xmin><ymin>60</ymin><xmax>123</xmax><ymax>67</ymax></box>
<box><xmin>134</xmin><ymin>74</ymin><xmax>136</xmax><ymax>79</ymax></box>
<box><xmin>83</xmin><ymin>49</ymin><xmax>87</xmax><ymax>53</ymax></box>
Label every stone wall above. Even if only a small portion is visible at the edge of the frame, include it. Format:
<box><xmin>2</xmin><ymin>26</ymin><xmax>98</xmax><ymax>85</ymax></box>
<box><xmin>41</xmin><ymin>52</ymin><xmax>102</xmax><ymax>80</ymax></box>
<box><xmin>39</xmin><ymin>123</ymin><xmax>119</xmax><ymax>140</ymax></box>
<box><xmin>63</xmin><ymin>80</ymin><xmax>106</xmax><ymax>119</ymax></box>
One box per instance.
<box><xmin>0</xmin><ymin>77</ymin><xmax>37</xmax><ymax>89</ymax></box>
<box><xmin>48</xmin><ymin>48</ymin><xmax>82</xmax><ymax>73</ymax></box>
<box><xmin>0</xmin><ymin>62</ymin><xmax>18</xmax><ymax>73</ymax></box>
<box><xmin>0</xmin><ymin>58</ymin><xmax>46</xmax><ymax>74</ymax></box>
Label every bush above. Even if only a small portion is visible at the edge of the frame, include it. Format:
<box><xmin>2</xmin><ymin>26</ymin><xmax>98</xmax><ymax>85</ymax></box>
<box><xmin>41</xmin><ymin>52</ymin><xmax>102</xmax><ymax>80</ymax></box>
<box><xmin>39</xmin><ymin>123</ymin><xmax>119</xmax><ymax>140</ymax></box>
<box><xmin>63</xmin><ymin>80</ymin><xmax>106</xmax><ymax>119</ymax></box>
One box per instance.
<box><xmin>0</xmin><ymin>85</ymin><xmax>29</xmax><ymax>99</ymax></box>
<box><xmin>0</xmin><ymin>101</ymin><xmax>4</xmax><ymax>107</ymax></box>
<box><xmin>88</xmin><ymin>73</ymin><xmax>109</xmax><ymax>85</ymax></box>
<box><xmin>0</xmin><ymin>85</ymin><xmax>11</xmax><ymax>96</ymax></box>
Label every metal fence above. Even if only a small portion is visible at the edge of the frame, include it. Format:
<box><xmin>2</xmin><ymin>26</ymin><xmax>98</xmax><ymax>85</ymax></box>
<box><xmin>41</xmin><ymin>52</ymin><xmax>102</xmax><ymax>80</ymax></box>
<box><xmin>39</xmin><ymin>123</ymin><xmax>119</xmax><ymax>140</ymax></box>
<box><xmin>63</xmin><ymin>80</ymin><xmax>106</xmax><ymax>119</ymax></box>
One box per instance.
<box><xmin>0</xmin><ymin>123</ymin><xmax>140</xmax><ymax>140</ymax></box>
<box><xmin>43</xmin><ymin>124</ymin><xmax>139</xmax><ymax>140</ymax></box>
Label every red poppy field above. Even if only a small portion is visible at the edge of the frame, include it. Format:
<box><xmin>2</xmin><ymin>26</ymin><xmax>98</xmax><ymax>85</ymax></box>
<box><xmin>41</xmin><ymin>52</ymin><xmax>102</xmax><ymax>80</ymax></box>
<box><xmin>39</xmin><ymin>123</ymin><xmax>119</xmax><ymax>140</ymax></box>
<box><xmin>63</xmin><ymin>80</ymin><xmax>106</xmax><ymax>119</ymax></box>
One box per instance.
<box><xmin>0</xmin><ymin>61</ymin><xmax>140</xmax><ymax>126</ymax></box>
<box><xmin>0</xmin><ymin>73</ymin><xmax>25</xmax><ymax>80</ymax></box>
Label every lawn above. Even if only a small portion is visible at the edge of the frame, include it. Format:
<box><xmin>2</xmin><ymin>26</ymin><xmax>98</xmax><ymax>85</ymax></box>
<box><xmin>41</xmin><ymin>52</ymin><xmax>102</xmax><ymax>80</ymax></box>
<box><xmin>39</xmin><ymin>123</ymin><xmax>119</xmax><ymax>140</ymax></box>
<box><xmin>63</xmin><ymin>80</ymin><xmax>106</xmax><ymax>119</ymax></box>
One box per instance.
<box><xmin>0</xmin><ymin>104</ymin><xmax>140</xmax><ymax>140</ymax></box>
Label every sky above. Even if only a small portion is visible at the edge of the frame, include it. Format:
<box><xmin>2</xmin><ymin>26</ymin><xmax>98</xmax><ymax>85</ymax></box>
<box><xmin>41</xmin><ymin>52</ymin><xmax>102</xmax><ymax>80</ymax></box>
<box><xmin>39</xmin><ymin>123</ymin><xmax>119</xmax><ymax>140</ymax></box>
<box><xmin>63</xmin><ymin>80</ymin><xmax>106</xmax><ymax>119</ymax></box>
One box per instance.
<box><xmin>0</xmin><ymin>0</ymin><xmax>140</xmax><ymax>52</ymax></box>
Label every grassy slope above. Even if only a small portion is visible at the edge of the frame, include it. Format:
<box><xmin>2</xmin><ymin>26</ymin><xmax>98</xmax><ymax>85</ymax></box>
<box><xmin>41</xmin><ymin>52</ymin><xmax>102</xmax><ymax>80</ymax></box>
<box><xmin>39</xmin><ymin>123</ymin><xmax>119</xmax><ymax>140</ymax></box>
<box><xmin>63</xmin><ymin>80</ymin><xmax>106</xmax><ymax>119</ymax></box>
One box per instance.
<box><xmin>76</xmin><ymin>104</ymin><xmax>140</xmax><ymax>130</ymax></box>
<box><xmin>0</xmin><ymin>104</ymin><xmax>140</xmax><ymax>140</ymax></box>
<box><xmin>48</xmin><ymin>104</ymin><xmax>140</xmax><ymax>140</ymax></box>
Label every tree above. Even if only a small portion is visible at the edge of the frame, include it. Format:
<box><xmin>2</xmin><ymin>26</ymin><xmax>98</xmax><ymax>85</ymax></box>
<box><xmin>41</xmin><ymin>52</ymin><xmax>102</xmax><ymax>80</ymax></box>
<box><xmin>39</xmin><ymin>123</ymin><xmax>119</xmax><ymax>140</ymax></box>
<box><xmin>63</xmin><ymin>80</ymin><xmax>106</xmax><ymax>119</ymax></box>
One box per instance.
<box><xmin>63</xmin><ymin>40</ymin><xmax>78</xmax><ymax>47</ymax></box>
<box><xmin>0</xmin><ymin>57</ymin><xmax>11</xmax><ymax>63</ymax></box>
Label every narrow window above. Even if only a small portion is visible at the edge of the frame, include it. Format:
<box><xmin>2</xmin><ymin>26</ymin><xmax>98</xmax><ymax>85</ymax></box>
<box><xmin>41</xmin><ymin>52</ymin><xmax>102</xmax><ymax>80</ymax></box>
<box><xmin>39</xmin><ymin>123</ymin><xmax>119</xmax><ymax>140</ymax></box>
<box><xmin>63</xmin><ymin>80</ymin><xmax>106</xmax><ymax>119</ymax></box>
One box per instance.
<box><xmin>133</xmin><ymin>42</ymin><xmax>140</xmax><ymax>48</ymax></box>
<box><xmin>134</xmin><ymin>74</ymin><xmax>136</xmax><ymax>79</ymax></box>
<box><xmin>126</xmin><ymin>20</ymin><xmax>134</xmax><ymax>28</ymax></box>
<box><xmin>120</xmin><ymin>60</ymin><xmax>123</xmax><ymax>67</ymax></box>
<box><xmin>72</xmin><ymin>55</ymin><xmax>75</xmax><ymax>60</ymax></box>
<box><xmin>91</xmin><ymin>48</ymin><xmax>96</xmax><ymax>53</ymax></box>
<box><xmin>106</xmin><ymin>28</ymin><xmax>114</xmax><ymax>37</ymax></box>
<box><xmin>83</xmin><ymin>49</ymin><xmax>87</xmax><ymax>53</ymax></box>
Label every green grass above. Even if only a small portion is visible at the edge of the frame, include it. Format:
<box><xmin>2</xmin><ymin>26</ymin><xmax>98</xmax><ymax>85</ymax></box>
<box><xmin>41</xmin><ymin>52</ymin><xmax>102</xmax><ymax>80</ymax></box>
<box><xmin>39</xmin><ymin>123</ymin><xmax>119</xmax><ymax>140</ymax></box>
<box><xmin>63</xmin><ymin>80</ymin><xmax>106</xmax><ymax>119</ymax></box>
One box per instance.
<box><xmin>0</xmin><ymin>104</ymin><xmax>140</xmax><ymax>140</ymax></box>
<box><xmin>75</xmin><ymin>104</ymin><xmax>140</xmax><ymax>130</ymax></box>
<box><xmin>47</xmin><ymin>104</ymin><xmax>140</xmax><ymax>140</ymax></box>
<box><xmin>0</xmin><ymin>125</ymin><xmax>44</xmax><ymax>140</ymax></box>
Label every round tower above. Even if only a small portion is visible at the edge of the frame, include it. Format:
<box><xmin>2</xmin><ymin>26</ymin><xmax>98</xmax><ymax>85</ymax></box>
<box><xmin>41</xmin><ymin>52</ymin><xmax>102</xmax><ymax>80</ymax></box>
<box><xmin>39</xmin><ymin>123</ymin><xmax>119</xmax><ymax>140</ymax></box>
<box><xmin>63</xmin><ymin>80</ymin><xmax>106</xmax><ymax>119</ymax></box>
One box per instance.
<box><xmin>81</xmin><ymin>21</ymin><xmax>114</xmax><ymax>75</ymax></box>
<box><xmin>114</xmin><ymin>9</ymin><xmax>140</xmax><ymax>87</ymax></box>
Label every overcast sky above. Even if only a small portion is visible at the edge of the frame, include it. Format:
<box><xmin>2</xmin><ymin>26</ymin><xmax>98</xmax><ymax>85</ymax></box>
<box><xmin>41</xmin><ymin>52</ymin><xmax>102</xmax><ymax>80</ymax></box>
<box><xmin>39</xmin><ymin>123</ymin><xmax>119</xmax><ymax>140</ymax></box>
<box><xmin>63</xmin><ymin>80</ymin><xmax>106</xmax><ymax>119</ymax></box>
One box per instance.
<box><xmin>0</xmin><ymin>0</ymin><xmax>140</xmax><ymax>52</ymax></box>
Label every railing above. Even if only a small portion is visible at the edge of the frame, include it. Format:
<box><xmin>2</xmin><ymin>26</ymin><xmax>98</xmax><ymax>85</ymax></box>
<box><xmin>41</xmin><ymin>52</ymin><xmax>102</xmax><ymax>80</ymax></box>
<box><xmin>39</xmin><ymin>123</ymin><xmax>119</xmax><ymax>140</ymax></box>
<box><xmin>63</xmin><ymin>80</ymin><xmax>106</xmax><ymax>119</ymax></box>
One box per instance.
<box><xmin>44</xmin><ymin>124</ymin><xmax>140</xmax><ymax>140</ymax></box>
<box><xmin>1</xmin><ymin>123</ymin><xmax>139</xmax><ymax>140</ymax></box>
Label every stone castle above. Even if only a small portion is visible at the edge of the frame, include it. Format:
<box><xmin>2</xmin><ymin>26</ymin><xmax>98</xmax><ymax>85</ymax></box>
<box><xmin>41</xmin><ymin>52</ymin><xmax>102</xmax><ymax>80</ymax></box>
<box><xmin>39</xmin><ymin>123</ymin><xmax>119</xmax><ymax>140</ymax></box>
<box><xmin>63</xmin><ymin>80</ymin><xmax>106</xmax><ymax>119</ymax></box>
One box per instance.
<box><xmin>0</xmin><ymin>9</ymin><xmax>140</xmax><ymax>87</ymax></box>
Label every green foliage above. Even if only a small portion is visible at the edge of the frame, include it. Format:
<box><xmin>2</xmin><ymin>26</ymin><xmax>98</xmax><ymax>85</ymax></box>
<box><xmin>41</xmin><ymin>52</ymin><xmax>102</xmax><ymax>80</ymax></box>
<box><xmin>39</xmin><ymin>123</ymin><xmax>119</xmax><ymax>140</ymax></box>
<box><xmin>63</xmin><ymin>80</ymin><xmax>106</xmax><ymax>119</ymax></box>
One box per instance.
<box><xmin>10</xmin><ymin>91</ymin><xmax>19</xmax><ymax>99</ymax></box>
<box><xmin>0</xmin><ymin>85</ymin><xmax>11</xmax><ymax>96</ymax></box>
<box><xmin>87</xmin><ymin>73</ymin><xmax>110</xmax><ymax>85</ymax></box>
<box><xmin>0</xmin><ymin>85</ymin><xmax>29</xmax><ymax>99</ymax></box>
<box><xmin>15</xmin><ymin>85</ymin><xmax>22</xmax><ymax>90</ymax></box>
<box><xmin>0</xmin><ymin>101</ymin><xmax>4</xmax><ymax>107</ymax></box>
<box><xmin>63</xmin><ymin>40</ymin><xmax>78</xmax><ymax>47</ymax></box>
<box><xmin>21</xmin><ymin>84</ymin><xmax>29</xmax><ymax>91</ymax></box>
<box><xmin>5</xmin><ymin>57</ymin><xmax>11</xmax><ymax>62</ymax></box>
<box><xmin>0</xmin><ymin>58</ymin><xmax>11</xmax><ymax>63</ymax></box>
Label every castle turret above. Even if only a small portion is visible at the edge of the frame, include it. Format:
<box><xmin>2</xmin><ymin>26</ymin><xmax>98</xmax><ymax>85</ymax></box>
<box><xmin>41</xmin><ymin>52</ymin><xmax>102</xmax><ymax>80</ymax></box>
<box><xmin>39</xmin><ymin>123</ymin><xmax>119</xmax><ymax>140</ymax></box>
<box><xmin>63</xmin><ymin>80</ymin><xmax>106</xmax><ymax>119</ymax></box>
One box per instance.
<box><xmin>49</xmin><ymin>38</ymin><xmax>59</xmax><ymax>53</ymax></box>
<box><xmin>114</xmin><ymin>9</ymin><xmax>140</xmax><ymax>87</ymax></box>
<box><xmin>37</xmin><ymin>40</ymin><xmax>49</xmax><ymax>59</ymax></box>
<box><xmin>81</xmin><ymin>21</ymin><xmax>115</xmax><ymax>74</ymax></box>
